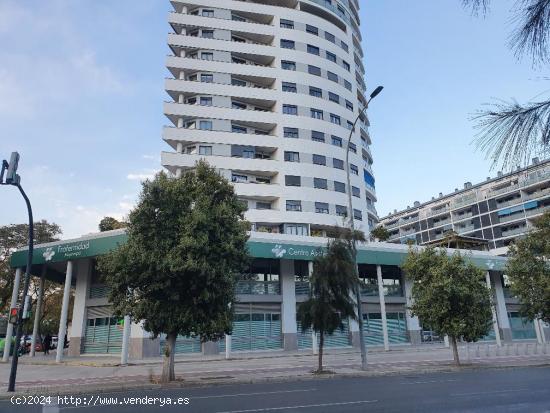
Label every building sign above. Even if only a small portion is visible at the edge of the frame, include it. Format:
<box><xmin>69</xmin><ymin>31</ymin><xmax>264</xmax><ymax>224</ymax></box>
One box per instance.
<box><xmin>248</xmin><ymin>242</ymin><xmax>326</xmax><ymax>261</ymax></box>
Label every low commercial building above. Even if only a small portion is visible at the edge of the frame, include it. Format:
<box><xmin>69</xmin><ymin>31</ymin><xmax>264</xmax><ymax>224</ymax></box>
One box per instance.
<box><xmin>5</xmin><ymin>230</ymin><xmax>547</xmax><ymax>361</ymax></box>
<box><xmin>380</xmin><ymin>158</ymin><xmax>550</xmax><ymax>255</ymax></box>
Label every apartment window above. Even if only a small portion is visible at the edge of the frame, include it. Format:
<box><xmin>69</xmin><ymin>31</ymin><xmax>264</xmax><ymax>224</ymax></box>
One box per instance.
<box><xmin>315</xmin><ymin>202</ymin><xmax>329</xmax><ymax>214</ymax></box>
<box><xmin>311</xmin><ymin>131</ymin><xmax>325</xmax><ymax>142</ymax></box>
<box><xmin>334</xmin><ymin>181</ymin><xmax>346</xmax><ymax>193</ymax></box>
<box><xmin>328</xmin><ymin>92</ymin><xmax>340</xmax><ymax>103</ymax></box>
<box><xmin>330</xmin><ymin>114</ymin><xmax>341</xmax><ymax>125</ymax></box>
<box><xmin>346</xmin><ymin>121</ymin><xmax>353</xmax><ymax>130</ymax></box>
<box><xmin>242</xmin><ymin>149</ymin><xmax>254</xmax><ymax>158</ymax></box>
<box><xmin>201</xmin><ymin>30</ymin><xmax>214</xmax><ymax>39</ymax></box>
<box><xmin>343</xmin><ymin>60</ymin><xmax>350</xmax><ymax>71</ymax></box>
<box><xmin>185</xmin><ymin>145</ymin><xmax>196</xmax><ymax>154</ymax></box>
<box><xmin>202</xmin><ymin>9</ymin><xmax>214</xmax><ymax>17</ymax></box>
<box><xmin>232</xmin><ymin>14</ymin><xmax>246</xmax><ymax>22</ymax></box>
<box><xmin>311</xmin><ymin>109</ymin><xmax>323</xmax><ymax>119</ymax></box>
<box><xmin>283</xmin><ymin>104</ymin><xmax>298</xmax><ymax>115</ymax></box>
<box><xmin>336</xmin><ymin>205</ymin><xmax>347</xmax><ymax>217</ymax></box>
<box><xmin>333</xmin><ymin>158</ymin><xmax>344</xmax><ymax>169</ymax></box>
<box><xmin>312</xmin><ymin>154</ymin><xmax>326</xmax><ymax>165</ymax></box>
<box><xmin>200</xmin><ymin>96</ymin><xmax>212</xmax><ymax>106</ymax></box>
<box><xmin>284</xmin><ymin>127</ymin><xmax>299</xmax><ymax>138</ymax></box>
<box><xmin>309</xmin><ymin>87</ymin><xmax>322</xmax><ymax>98</ymax></box>
<box><xmin>232</xmin><ymin>125</ymin><xmax>247</xmax><ymax>133</ymax></box>
<box><xmin>344</xmin><ymin>80</ymin><xmax>352</xmax><ymax>91</ymax></box>
<box><xmin>345</xmin><ymin>100</ymin><xmax>353</xmax><ymax>111</ymax></box>
<box><xmin>232</xmin><ymin>174</ymin><xmax>247</xmax><ymax>183</ymax></box>
<box><xmin>186</xmin><ymin>97</ymin><xmax>196</xmax><ymax>105</ymax></box>
<box><xmin>232</xmin><ymin>101</ymin><xmax>246</xmax><ymax>110</ymax></box>
<box><xmin>282</xmin><ymin>60</ymin><xmax>296</xmax><ymax>70</ymax></box>
<box><xmin>200</xmin><ymin>74</ymin><xmax>213</xmax><ymax>83</ymax></box>
<box><xmin>280</xmin><ymin>39</ymin><xmax>295</xmax><ymax>49</ymax></box>
<box><xmin>201</xmin><ymin>52</ymin><xmax>213</xmax><ymax>60</ymax></box>
<box><xmin>286</xmin><ymin>200</ymin><xmax>302</xmax><ymax>212</ymax></box>
<box><xmin>285</xmin><ymin>224</ymin><xmax>308</xmax><ymax>236</ymax></box>
<box><xmin>256</xmin><ymin>176</ymin><xmax>271</xmax><ymax>184</ymax></box>
<box><xmin>256</xmin><ymin>202</ymin><xmax>272</xmax><ymax>210</ymax></box>
<box><xmin>341</xmin><ymin>41</ymin><xmax>349</xmax><ymax>52</ymax></box>
<box><xmin>350</xmin><ymin>164</ymin><xmax>359</xmax><ymax>175</ymax></box>
<box><xmin>232</xmin><ymin>35</ymin><xmax>246</xmax><ymax>43</ymax></box>
<box><xmin>307</xmin><ymin>45</ymin><xmax>320</xmax><ymax>55</ymax></box>
<box><xmin>308</xmin><ymin>65</ymin><xmax>322</xmax><ymax>76</ymax></box>
<box><xmin>314</xmin><ymin>178</ymin><xmax>328</xmax><ymax>189</ymax></box>
<box><xmin>285</xmin><ymin>175</ymin><xmax>301</xmax><ymax>186</ymax></box>
<box><xmin>327</xmin><ymin>71</ymin><xmax>338</xmax><ymax>82</ymax></box>
<box><xmin>352</xmin><ymin>186</ymin><xmax>360</xmax><ymax>197</ymax></box>
<box><xmin>325</xmin><ymin>32</ymin><xmax>335</xmax><ymax>43</ymax></box>
<box><xmin>232</xmin><ymin>78</ymin><xmax>246</xmax><ymax>86</ymax></box>
<box><xmin>232</xmin><ymin>56</ymin><xmax>246</xmax><ymax>64</ymax></box>
<box><xmin>280</xmin><ymin>19</ymin><xmax>294</xmax><ymax>29</ymax></box>
<box><xmin>255</xmin><ymin>129</ymin><xmax>268</xmax><ymax>135</ymax></box>
<box><xmin>353</xmin><ymin>209</ymin><xmax>363</xmax><ymax>220</ymax></box>
<box><xmin>306</xmin><ymin>24</ymin><xmax>319</xmax><ymax>35</ymax></box>
<box><xmin>284</xmin><ymin>151</ymin><xmax>300</xmax><ymax>162</ymax></box>
<box><xmin>282</xmin><ymin>82</ymin><xmax>297</xmax><ymax>93</ymax></box>
<box><xmin>326</xmin><ymin>51</ymin><xmax>336</xmax><ymax>63</ymax></box>
<box><xmin>199</xmin><ymin>145</ymin><xmax>212</xmax><ymax>155</ymax></box>
<box><xmin>199</xmin><ymin>120</ymin><xmax>212</xmax><ymax>130</ymax></box>
<box><xmin>349</xmin><ymin>142</ymin><xmax>357</xmax><ymax>153</ymax></box>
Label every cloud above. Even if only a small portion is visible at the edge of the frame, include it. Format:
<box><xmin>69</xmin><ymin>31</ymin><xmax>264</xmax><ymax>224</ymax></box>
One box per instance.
<box><xmin>127</xmin><ymin>169</ymin><xmax>159</xmax><ymax>181</ymax></box>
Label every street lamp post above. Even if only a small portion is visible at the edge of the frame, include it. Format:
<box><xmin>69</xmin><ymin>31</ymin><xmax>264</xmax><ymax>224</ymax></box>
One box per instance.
<box><xmin>1</xmin><ymin>152</ymin><xmax>34</xmax><ymax>392</ymax></box>
<box><xmin>344</xmin><ymin>86</ymin><xmax>383</xmax><ymax>370</ymax></box>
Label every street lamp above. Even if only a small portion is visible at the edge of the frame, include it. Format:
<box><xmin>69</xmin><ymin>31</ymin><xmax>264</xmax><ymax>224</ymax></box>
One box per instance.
<box><xmin>1</xmin><ymin>152</ymin><xmax>34</xmax><ymax>392</ymax></box>
<box><xmin>344</xmin><ymin>86</ymin><xmax>383</xmax><ymax>370</ymax></box>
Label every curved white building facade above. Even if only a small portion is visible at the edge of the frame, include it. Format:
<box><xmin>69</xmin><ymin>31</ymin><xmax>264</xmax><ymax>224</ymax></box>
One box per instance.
<box><xmin>161</xmin><ymin>0</ymin><xmax>378</xmax><ymax>237</ymax></box>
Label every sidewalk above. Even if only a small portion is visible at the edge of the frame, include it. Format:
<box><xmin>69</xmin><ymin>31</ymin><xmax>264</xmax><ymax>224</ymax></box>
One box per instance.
<box><xmin>0</xmin><ymin>342</ymin><xmax>548</xmax><ymax>396</ymax></box>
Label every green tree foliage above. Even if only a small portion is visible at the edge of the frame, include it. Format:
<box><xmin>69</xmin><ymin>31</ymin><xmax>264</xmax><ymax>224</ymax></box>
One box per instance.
<box><xmin>506</xmin><ymin>211</ymin><xmax>550</xmax><ymax>323</ymax></box>
<box><xmin>403</xmin><ymin>247</ymin><xmax>493</xmax><ymax>365</ymax></box>
<box><xmin>298</xmin><ymin>237</ymin><xmax>357</xmax><ymax>373</ymax></box>
<box><xmin>98</xmin><ymin>217</ymin><xmax>127</xmax><ymax>232</ymax></box>
<box><xmin>369</xmin><ymin>226</ymin><xmax>390</xmax><ymax>242</ymax></box>
<box><xmin>98</xmin><ymin>161</ymin><xmax>249</xmax><ymax>382</ymax></box>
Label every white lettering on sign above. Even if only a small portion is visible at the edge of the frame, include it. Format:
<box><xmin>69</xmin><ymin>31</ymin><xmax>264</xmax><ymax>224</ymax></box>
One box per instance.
<box><xmin>56</xmin><ymin>241</ymin><xmax>90</xmax><ymax>259</ymax></box>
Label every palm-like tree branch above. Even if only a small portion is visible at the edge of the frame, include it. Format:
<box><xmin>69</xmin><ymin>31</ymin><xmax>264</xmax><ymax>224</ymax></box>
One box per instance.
<box><xmin>461</xmin><ymin>0</ymin><xmax>490</xmax><ymax>15</ymax></box>
<box><xmin>509</xmin><ymin>0</ymin><xmax>550</xmax><ymax>65</ymax></box>
<box><xmin>472</xmin><ymin>98</ymin><xmax>550</xmax><ymax>169</ymax></box>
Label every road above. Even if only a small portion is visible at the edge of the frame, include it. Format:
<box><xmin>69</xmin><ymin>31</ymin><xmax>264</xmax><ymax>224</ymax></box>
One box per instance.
<box><xmin>1</xmin><ymin>366</ymin><xmax>549</xmax><ymax>412</ymax></box>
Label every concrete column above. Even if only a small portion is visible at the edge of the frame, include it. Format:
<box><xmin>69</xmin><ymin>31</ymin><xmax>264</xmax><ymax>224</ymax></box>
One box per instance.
<box><xmin>225</xmin><ymin>334</ymin><xmax>231</xmax><ymax>359</ymax></box>
<box><xmin>2</xmin><ymin>268</ymin><xmax>22</xmax><ymax>362</ymax></box>
<box><xmin>376</xmin><ymin>265</ymin><xmax>389</xmax><ymax>351</ymax></box>
<box><xmin>534</xmin><ymin>318</ymin><xmax>544</xmax><ymax>344</ymax></box>
<box><xmin>56</xmin><ymin>261</ymin><xmax>73</xmax><ymax>363</ymax></box>
<box><xmin>30</xmin><ymin>266</ymin><xmax>47</xmax><ymax>357</ymax></box>
<box><xmin>539</xmin><ymin>320</ymin><xmax>548</xmax><ymax>343</ymax></box>
<box><xmin>178</xmin><ymin>94</ymin><xmax>184</xmax><ymax>104</ymax></box>
<box><xmin>120</xmin><ymin>315</ymin><xmax>131</xmax><ymax>365</ymax></box>
<box><xmin>486</xmin><ymin>271</ymin><xmax>502</xmax><ymax>347</ymax></box>
<box><xmin>175</xmin><ymin>168</ymin><xmax>182</xmax><ymax>178</ymax></box>
<box><xmin>68</xmin><ymin>259</ymin><xmax>91</xmax><ymax>357</ymax></box>
<box><xmin>349</xmin><ymin>284</ymin><xmax>360</xmax><ymax>348</ymax></box>
<box><xmin>179</xmin><ymin>70</ymin><xmax>185</xmax><ymax>80</ymax></box>
<box><xmin>176</xmin><ymin>142</ymin><xmax>183</xmax><ymax>153</ymax></box>
<box><xmin>404</xmin><ymin>276</ymin><xmax>421</xmax><ymax>345</ymax></box>
<box><xmin>177</xmin><ymin>118</ymin><xmax>184</xmax><ymax>128</ymax></box>
<box><xmin>444</xmin><ymin>335</ymin><xmax>450</xmax><ymax>347</ymax></box>
<box><xmin>280</xmin><ymin>259</ymin><xmax>297</xmax><ymax>351</ymax></box>
<box><xmin>312</xmin><ymin>331</ymin><xmax>318</xmax><ymax>355</ymax></box>
<box><xmin>492</xmin><ymin>272</ymin><xmax>512</xmax><ymax>342</ymax></box>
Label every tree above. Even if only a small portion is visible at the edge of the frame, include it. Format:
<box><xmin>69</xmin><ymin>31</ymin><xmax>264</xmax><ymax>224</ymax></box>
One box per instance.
<box><xmin>98</xmin><ymin>161</ymin><xmax>249</xmax><ymax>382</ymax></box>
<box><xmin>0</xmin><ymin>221</ymin><xmax>62</xmax><ymax>313</ymax></box>
<box><xmin>369</xmin><ymin>225</ymin><xmax>390</xmax><ymax>242</ymax></box>
<box><xmin>98</xmin><ymin>217</ymin><xmax>126</xmax><ymax>232</ymax></box>
<box><xmin>403</xmin><ymin>247</ymin><xmax>493</xmax><ymax>365</ymax></box>
<box><xmin>506</xmin><ymin>211</ymin><xmax>550</xmax><ymax>323</ymax></box>
<box><xmin>297</xmin><ymin>237</ymin><xmax>358</xmax><ymax>373</ymax></box>
<box><xmin>461</xmin><ymin>0</ymin><xmax>550</xmax><ymax>170</ymax></box>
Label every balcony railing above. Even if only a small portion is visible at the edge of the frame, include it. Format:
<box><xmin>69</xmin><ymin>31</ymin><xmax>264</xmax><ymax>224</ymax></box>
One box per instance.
<box><xmin>236</xmin><ymin>281</ymin><xmax>280</xmax><ymax>295</ymax></box>
<box><xmin>456</xmin><ymin>224</ymin><xmax>475</xmax><ymax>234</ymax></box>
<box><xmin>499</xmin><ymin>226</ymin><xmax>527</xmax><ymax>238</ymax></box>
<box><xmin>496</xmin><ymin>198</ymin><xmax>522</xmax><ymax>209</ymax></box>
<box><xmin>525</xmin><ymin>205</ymin><xmax>550</xmax><ymax>216</ymax></box>
<box><xmin>524</xmin><ymin>187</ymin><xmax>550</xmax><ymax>200</ymax></box>
<box><xmin>427</xmin><ymin>207</ymin><xmax>450</xmax><ymax>217</ymax></box>
<box><xmin>490</xmin><ymin>183</ymin><xmax>519</xmax><ymax>197</ymax></box>
<box><xmin>520</xmin><ymin>169</ymin><xmax>550</xmax><ymax>187</ymax></box>
<box><xmin>452</xmin><ymin>194</ymin><xmax>478</xmax><ymax>209</ymax></box>
<box><xmin>295</xmin><ymin>281</ymin><xmax>310</xmax><ymax>296</ymax></box>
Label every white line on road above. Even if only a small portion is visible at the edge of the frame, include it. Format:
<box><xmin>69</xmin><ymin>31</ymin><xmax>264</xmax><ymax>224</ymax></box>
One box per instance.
<box><xmin>215</xmin><ymin>400</ymin><xmax>378</xmax><ymax>413</ymax></box>
<box><xmin>451</xmin><ymin>388</ymin><xmax>530</xmax><ymax>397</ymax></box>
<box><xmin>405</xmin><ymin>379</ymin><xmax>459</xmax><ymax>384</ymax></box>
<box><xmin>192</xmin><ymin>388</ymin><xmax>318</xmax><ymax>399</ymax></box>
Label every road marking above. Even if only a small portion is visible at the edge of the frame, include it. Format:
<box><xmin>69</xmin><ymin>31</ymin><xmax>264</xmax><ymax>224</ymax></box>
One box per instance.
<box><xmin>215</xmin><ymin>400</ymin><xmax>378</xmax><ymax>413</ymax></box>
<box><xmin>405</xmin><ymin>379</ymin><xmax>459</xmax><ymax>384</ymax></box>
<box><xmin>451</xmin><ymin>388</ymin><xmax>530</xmax><ymax>397</ymax></box>
<box><xmin>193</xmin><ymin>388</ymin><xmax>318</xmax><ymax>399</ymax></box>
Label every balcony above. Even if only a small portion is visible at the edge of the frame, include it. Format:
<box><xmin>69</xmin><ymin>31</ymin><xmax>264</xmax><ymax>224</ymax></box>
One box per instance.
<box><xmin>499</xmin><ymin>226</ymin><xmax>527</xmax><ymax>238</ymax></box>
<box><xmin>524</xmin><ymin>187</ymin><xmax>550</xmax><ymax>200</ymax></box>
<box><xmin>456</xmin><ymin>224</ymin><xmax>475</xmax><ymax>234</ymax></box>
<box><xmin>295</xmin><ymin>281</ymin><xmax>310</xmax><ymax>296</ymax></box>
<box><xmin>452</xmin><ymin>194</ymin><xmax>477</xmax><ymax>209</ymax></box>
<box><xmin>427</xmin><ymin>207</ymin><xmax>450</xmax><ymax>217</ymax></box>
<box><xmin>490</xmin><ymin>183</ymin><xmax>519</xmax><ymax>197</ymax></box>
<box><xmin>236</xmin><ymin>280</ymin><xmax>280</xmax><ymax>295</ymax></box>
<box><xmin>520</xmin><ymin>168</ymin><xmax>550</xmax><ymax>188</ymax></box>
<box><xmin>525</xmin><ymin>204</ymin><xmax>550</xmax><ymax>217</ymax></box>
<box><xmin>498</xmin><ymin>213</ymin><xmax>525</xmax><ymax>224</ymax></box>
<box><xmin>495</xmin><ymin>198</ymin><xmax>522</xmax><ymax>209</ymax></box>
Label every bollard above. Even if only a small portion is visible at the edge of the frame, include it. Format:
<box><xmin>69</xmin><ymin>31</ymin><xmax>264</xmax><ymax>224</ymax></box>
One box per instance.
<box><xmin>475</xmin><ymin>345</ymin><xmax>480</xmax><ymax>358</ymax></box>
<box><xmin>485</xmin><ymin>345</ymin><xmax>490</xmax><ymax>357</ymax></box>
<box><xmin>525</xmin><ymin>343</ymin><xmax>529</xmax><ymax>355</ymax></box>
<box><xmin>515</xmin><ymin>343</ymin><xmax>519</xmax><ymax>356</ymax></box>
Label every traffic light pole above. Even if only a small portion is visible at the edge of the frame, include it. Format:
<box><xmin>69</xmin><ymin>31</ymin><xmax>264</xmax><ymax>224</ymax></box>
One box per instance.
<box><xmin>7</xmin><ymin>183</ymin><xmax>33</xmax><ymax>392</ymax></box>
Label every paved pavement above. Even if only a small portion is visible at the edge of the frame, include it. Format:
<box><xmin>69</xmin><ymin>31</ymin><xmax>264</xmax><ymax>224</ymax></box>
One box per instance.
<box><xmin>0</xmin><ymin>342</ymin><xmax>548</xmax><ymax>397</ymax></box>
<box><xmin>1</xmin><ymin>366</ymin><xmax>549</xmax><ymax>412</ymax></box>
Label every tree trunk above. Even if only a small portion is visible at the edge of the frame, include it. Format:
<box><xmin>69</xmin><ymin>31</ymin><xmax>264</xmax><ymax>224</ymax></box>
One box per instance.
<box><xmin>161</xmin><ymin>333</ymin><xmax>176</xmax><ymax>382</ymax></box>
<box><xmin>317</xmin><ymin>331</ymin><xmax>324</xmax><ymax>373</ymax></box>
<box><xmin>450</xmin><ymin>336</ymin><xmax>460</xmax><ymax>366</ymax></box>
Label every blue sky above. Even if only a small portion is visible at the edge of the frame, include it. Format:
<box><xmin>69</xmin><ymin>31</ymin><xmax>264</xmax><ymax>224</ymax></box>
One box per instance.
<box><xmin>0</xmin><ymin>0</ymin><xmax>545</xmax><ymax>238</ymax></box>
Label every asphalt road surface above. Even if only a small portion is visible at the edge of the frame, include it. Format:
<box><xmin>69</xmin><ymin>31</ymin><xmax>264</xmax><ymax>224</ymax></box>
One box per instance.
<box><xmin>2</xmin><ymin>366</ymin><xmax>549</xmax><ymax>413</ymax></box>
